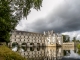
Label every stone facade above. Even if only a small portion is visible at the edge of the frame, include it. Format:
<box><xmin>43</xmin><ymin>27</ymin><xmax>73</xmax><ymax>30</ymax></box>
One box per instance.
<box><xmin>44</xmin><ymin>31</ymin><xmax>63</xmax><ymax>46</ymax></box>
<box><xmin>10</xmin><ymin>30</ymin><xmax>63</xmax><ymax>47</ymax></box>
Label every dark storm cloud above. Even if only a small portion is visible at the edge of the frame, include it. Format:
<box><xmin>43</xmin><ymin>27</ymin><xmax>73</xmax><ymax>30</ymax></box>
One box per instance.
<box><xmin>25</xmin><ymin>0</ymin><xmax>80</xmax><ymax>33</ymax></box>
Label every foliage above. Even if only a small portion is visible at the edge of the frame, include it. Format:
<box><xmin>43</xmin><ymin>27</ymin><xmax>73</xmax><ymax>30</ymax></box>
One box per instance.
<box><xmin>77</xmin><ymin>50</ymin><xmax>80</xmax><ymax>55</ymax></box>
<box><xmin>12</xmin><ymin>42</ymin><xmax>19</xmax><ymax>47</ymax></box>
<box><xmin>63</xmin><ymin>50</ymin><xmax>70</xmax><ymax>56</ymax></box>
<box><xmin>77</xmin><ymin>44</ymin><xmax>80</xmax><ymax>55</ymax></box>
<box><xmin>66</xmin><ymin>37</ymin><xmax>70</xmax><ymax>42</ymax></box>
<box><xmin>0</xmin><ymin>0</ymin><xmax>17</xmax><ymax>42</ymax></box>
<box><xmin>0</xmin><ymin>0</ymin><xmax>43</xmax><ymax>43</ymax></box>
<box><xmin>76</xmin><ymin>40</ymin><xmax>80</xmax><ymax>42</ymax></box>
<box><xmin>72</xmin><ymin>37</ymin><xmax>76</xmax><ymax>42</ymax></box>
<box><xmin>77</xmin><ymin>44</ymin><xmax>80</xmax><ymax>49</ymax></box>
<box><xmin>62</xmin><ymin>35</ymin><xmax>66</xmax><ymax>42</ymax></box>
<box><xmin>62</xmin><ymin>35</ymin><xmax>70</xmax><ymax>42</ymax></box>
<box><xmin>9</xmin><ymin>0</ymin><xmax>43</xmax><ymax>19</ymax></box>
<box><xmin>0</xmin><ymin>45</ymin><xmax>26</xmax><ymax>60</ymax></box>
<box><xmin>72</xmin><ymin>37</ymin><xmax>80</xmax><ymax>43</ymax></box>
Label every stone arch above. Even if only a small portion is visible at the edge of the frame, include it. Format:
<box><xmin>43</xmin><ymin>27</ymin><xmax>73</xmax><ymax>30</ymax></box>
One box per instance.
<box><xmin>30</xmin><ymin>43</ymin><xmax>34</xmax><ymax>47</ymax></box>
<box><xmin>37</xmin><ymin>43</ymin><xmax>40</xmax><ymax>47</ymax></box>
<box><xmin>12</xmin><ymin>42</ymin><xmax>19</xmax><ymax>48</ymax></box>
<box><xmin>37</xmin><ymin>47</ymin><xmax>40</xmax><ymax>51</ymax></box>
<box><xmin>30</xmin><ymin>47</ymin><xmax>34</xmax><ymax>51</ymax></box>
<box><xmin>21</xmin><ymin>42</ymin><xmax>27</xmax><ymax>47</ymax></box>
<box><xmin>21</xmin><ymin>42</ymin><xmax>27</xmax><ymax>51</ymax></box>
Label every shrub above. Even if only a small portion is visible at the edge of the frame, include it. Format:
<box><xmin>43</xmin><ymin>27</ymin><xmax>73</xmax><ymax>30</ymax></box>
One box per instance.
<box><xmin>77</xmin><ymin>44</ymin><xmax>80</xmax><ymax>50</ymax></box>
<box><xmin>0</xmin><ymin>45</ymin><xmax>26</xmax><ymax>60</ymax></box>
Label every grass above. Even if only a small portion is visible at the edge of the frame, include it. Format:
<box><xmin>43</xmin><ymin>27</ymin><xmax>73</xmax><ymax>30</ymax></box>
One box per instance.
<box><xmin>0</xmin><ymin>45</ymin><xmax>26</xmax><ymax>60</ymax></box>
<box><xmin>77</xmin><ymin>44</ymin><xmax>80</xmax><ymax>55</ymax></box>
<box><xmin>77</xmin><ymin>44</ymin><xmax>80</xmax><ymax>50</ymax></box>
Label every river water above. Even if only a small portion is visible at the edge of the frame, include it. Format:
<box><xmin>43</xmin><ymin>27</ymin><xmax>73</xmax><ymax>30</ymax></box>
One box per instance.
<box><xmin>12</xmin><ymin>46</ymin><xmax>80</xmax><ymax>60</ymax></box>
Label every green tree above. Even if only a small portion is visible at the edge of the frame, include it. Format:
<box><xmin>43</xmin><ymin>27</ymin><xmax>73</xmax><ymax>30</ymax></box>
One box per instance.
<box><xmin>72</xmin><ymin>37</ymin><xmax>76</xmax><ymax>42</ymax></box>
<box><xmin>66</xmin><ymin>37</ymin><xmax>70</xmax><ymax>42</ymax></box>
<box><xmin>76</xmin><ymin>40</ymin><xmax>80</xmax><ymax>42</ymax></box>
<box><xmin>0</xmin><ymin>0</ymin><xmax>43</xmax><ymax>43</ymax></box>
<box><xmin>9</xmin><ymin>0</ymin><xmax>43</xmax><ymax>19</ymax></box>
<box><xmin>62</xmin><ymin>35</ymin><xmax>70</xmax><ymax>42</ymax></box>
<box><xmin>62</xmin><ymin>35</ymin><xmax>66</xmax><ymax>42</ymax></box>
<box><xmin>0</xmin><ymin>0</ymin><xmax>17</xmax><ymax>43</ymax></box>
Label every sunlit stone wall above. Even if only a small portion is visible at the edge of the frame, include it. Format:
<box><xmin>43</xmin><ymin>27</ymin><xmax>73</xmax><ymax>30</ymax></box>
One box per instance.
<box><xmin>10</xmin><ymin>30</ymin><xmax>45</xmax><ymax>47</ymax></box>
<box><xmin>10</xmin><ymin>30</ymin><xmax>63</xmax><ymax>47</ymax></box>
<box><xmin>44</xmin><ymin>31</ymin><xmax>63</xmax><ymax>46</ymax></box>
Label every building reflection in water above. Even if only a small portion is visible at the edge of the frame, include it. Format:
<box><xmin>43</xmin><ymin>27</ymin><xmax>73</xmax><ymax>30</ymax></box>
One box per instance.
<box><xmin>12</xmin><ymin>46</ymin><xmax>75</xmax><ymax>60</ymax></box>
<box><xmin>45</xmin><ymin>47</ymin><xmax>63</xmax><ymax>60</ymax></box>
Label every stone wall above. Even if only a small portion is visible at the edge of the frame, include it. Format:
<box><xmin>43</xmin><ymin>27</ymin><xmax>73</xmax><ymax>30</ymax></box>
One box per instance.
<box><xmin>63</xmin><ymin>42</ymin><xmax>74</xmax><ymax>47</ymax></box>
<box><xmin>10</xmin><ymin>30</ymin><xmax>63</xmax><ymax>47</ymax></box>
<box><xmin>10</xmin><ymin>30</ymin><xmax>45</xmax><ymax>47</ymax></box>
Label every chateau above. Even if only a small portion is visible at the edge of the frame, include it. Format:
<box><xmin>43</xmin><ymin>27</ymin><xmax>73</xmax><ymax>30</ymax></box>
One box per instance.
<box><xmin>10</xmin><ymin>30</ymin><xmax>63</xmax><ymax>47</ymax></box>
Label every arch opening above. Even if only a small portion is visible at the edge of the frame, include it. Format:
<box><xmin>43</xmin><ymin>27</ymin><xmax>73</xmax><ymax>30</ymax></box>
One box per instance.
<box><xmin>37</xmin><ymin>43</ymin><xmax>40</xmax><ymax>47</ymax></box>
<box><xmin>21</xmin><ymin>42</ymin><xmax>27</xmax><ymax>47</ymax></box>
<box><xmin>30</xmin><ymin>43</ymin><xmax>34</xmax><ymax>47</ymax></box>
<box><xmin>21</xmin><ymin>42</ymin><xmax>27</xmax><ymax>51</ymax></box>
<box><xmin>12</xmin><ymin>42</ymin><xmax>19</xmax><ymax>51</ymax></box>
<box><xmin>12</xmin><ymin>42</ymin><xmax>19</xmax><ymax>48</ymax></box>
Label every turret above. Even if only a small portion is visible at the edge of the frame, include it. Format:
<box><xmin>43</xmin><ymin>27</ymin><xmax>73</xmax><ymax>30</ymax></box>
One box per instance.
<box><xmin>44</xmin><ymin>31</ymin><xmax>46</xmax><ymax>35</ymax></box>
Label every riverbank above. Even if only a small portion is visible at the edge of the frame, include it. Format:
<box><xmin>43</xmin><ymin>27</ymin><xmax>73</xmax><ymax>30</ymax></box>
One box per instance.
<box><xmin>77</xmin><ymin>44</ymin><xmax>80</xmax><ymax>49</ymax></box>
<box><xmin>0</xmin><ymin>45</ymin><xmax>26</xmax><ymax>60</ymax></box>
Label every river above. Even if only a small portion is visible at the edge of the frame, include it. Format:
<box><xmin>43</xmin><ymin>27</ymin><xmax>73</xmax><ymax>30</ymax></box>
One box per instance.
<box><xmin>12</xmin><ymin>46</ymin><xmax>80</xmax><ymax>60</ymax></box>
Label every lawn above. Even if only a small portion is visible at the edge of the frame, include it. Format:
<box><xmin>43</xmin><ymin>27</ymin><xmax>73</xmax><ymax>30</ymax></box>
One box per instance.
<box><xmin>0</xmin><ymin>45</ymin><xmax>26</xmax><ymax>60</ymax></box>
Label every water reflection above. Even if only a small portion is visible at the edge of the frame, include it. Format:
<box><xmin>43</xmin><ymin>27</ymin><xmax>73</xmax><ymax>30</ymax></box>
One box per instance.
<box><xmin>45</xmin><ymin>47</ymin><xmax>63</xmax><ymax>60</ymax></box>
<box><xmin>12</xmin><ymin>46</ymin><xmax>80</xmax><ymax>60</ymax></box>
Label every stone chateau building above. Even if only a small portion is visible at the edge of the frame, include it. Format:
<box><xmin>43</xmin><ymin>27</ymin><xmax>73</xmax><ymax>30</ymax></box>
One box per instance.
<box><xmin>10</xmin><ymin>30</ymin><xmax>63</xmax><ymax>47</ymax></box>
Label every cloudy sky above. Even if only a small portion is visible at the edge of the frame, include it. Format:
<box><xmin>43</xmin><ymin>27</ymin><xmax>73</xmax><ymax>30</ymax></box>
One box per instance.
<box><xmin>16</xmin><ymin>0</ymin><xmax>80</xmax><ymax>40</ymax></box>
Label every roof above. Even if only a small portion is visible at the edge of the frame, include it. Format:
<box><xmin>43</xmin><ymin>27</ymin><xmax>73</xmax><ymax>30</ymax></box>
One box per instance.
<box><xmin>12</xmin><ymin>30</ymin><xmax>44</xmax><ymax>35</ymax></box>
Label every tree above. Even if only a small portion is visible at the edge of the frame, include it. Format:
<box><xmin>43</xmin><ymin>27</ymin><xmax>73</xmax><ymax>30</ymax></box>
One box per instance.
<box><xmin>62</xmin><ymin>35</ymin><xmax>66</xmax><ymax>42</ymax></box>
<box><xmin>9</xmin><ymin>0</ymin><xmax>43</xmax><ymax>20</ymax></box>
<box><xmin>72</xmin><ymin>37</ymin><xmax>76</xmax><ymax>42</ymax></box>
<box><xmin>0</xmin><ymin>0</ymin><xmax>43</xmax><ymax>43</ymax></box>
<box><xmin>75</xmin><ymin>40</ymin><xmax>80</xmax><ymax>42</ymax></box>
<box><xmin>66</xmin><ymin>37</ymin><xmax>70</xmax><ymax>42</ymax></box>
<box><xmin>0</xmin><ymin>0</ymin><xmax>17</xmax><ymax>43</ymax></box>
<box><xmin>62</xmin><ymin>35</ymin><xmax>70</xmax><ymax>42</ymax></box>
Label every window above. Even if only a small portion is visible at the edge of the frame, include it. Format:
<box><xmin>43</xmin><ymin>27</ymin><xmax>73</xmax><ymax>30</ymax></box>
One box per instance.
<box><xmin>24</xmin><ymin>36</ymin><xmax>25</xmax><ymax>38</ymax></box>
<box><xmin>28</xmin><ymin>40</ymin><xmax>29</xmax><ymax>41</ymax></box>
<box><xmin>15</xmin><ymin>39</ymin><xmax>16</xmax><ymax>41</ymax></box>
<box><xmin>28</xmin><ymin>36</ymin><xmax>29</xmax><ymax>38</ymax></box>
<box><xmin>20</xmin><ymin>39</ymin><xmax>21</xmax><ymax>41</ymax></box>
<box><xmin>15</xmin><ymin>35</ymin><xmax>16</xmax><ymax>37</ymax></box>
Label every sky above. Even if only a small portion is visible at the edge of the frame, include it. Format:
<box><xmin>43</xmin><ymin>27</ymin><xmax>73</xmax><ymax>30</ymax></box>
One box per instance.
<box><xmin>16</xmin><ymin>0</ymin><xmax>80</xmax><ymax>40</ymax></box>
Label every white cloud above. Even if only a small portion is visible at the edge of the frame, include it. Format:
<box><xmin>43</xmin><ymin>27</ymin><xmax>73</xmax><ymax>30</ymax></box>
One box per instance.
<box><xmin>15</xmin><ymin>0</ymin><xmax>80</xmax><ymax>40</ymax></box>
<box><xmin>27</xmin><ymin>0</ymin><xmax>65</xmax><ymax>22</ymax></box>
<box><xmin>62</xmin><ymin>30</ymin><xmax>80</xmax><ymax>40</ymax></box>
<box><xmin>16</xmin><ymin>0</ymin><xmax>65</xmax><ymax>30</ymax></box>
